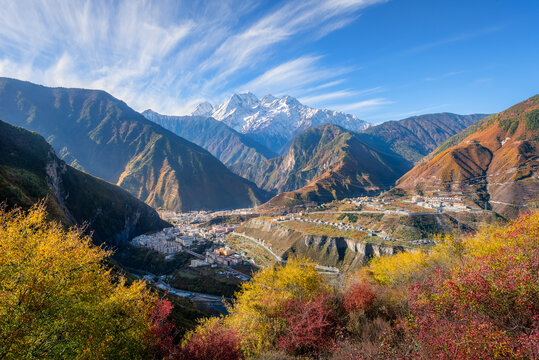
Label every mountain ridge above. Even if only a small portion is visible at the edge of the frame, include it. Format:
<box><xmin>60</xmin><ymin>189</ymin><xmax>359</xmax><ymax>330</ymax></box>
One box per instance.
<box><xmin>0</xmin><ymin>119</ymin><xmax>168</xmax><ymax>246</ymax></box>
<box><xmin>142</xmin><ymin>109</ymin><xmax>277</xmax><ymax>168</ymax></box>
<box><xmin>0</xmin><ymin>77</ymin><xmax>266</xmax><ymax>212</ymax></box>
<box><xmin>396</xmin><ymin>95</ymin><xmax>539</xmax><ymax>218</ymax></box>
<box><xmin>257</xmin><ymin>124</ymin><xmax>412</xmax><ymax>207</ymax></box>
<box><xmin>188</xmin><ymin>93</ymin><xmax>370</xmax><ymax>153</ymax></box>
<box><xmin>357</xmin><ymin>112</ymin><xmax>488</xmax><ymax>163</ymax></box>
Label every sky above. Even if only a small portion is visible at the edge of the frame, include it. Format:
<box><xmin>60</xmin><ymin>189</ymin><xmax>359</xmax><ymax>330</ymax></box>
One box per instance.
<box><xmin>0</xmin><ymin>0</ymin><xmax>537</xmax><ymax>123</ymax></box>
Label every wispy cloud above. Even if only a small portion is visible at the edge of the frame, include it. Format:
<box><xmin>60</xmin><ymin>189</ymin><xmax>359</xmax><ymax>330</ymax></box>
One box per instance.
<box><xmin>425</xmin><ymin>71</ymin><xmax>464</xmax><ymax>81</ymax></box>
<box><xmin>0</xmin><ymin>0</ymin><xmax>387</xmax><ymax>115</ymax></box>
<box><xmin>364</xmin><ymin>104</ymin><xmax>451</xmax><ymax>122</ymax></box>
<box><xmin>238</xmin><ymin>56</ymin><xmax>355</xmax><ymax>97</ymax></box>
<box><xmin>401</xmin><ymin>26</ymin><xmax>503</xmax><ymax>55</ymax></box>
<box><xmin>299</xmin><ymin>86</ymin><xmax>384</xmax><ymax>106</ymax></box>
<box><xmin>332</xmin><ymin>98</ymin><xmax>393</xmax><ymax>112</ymax></box>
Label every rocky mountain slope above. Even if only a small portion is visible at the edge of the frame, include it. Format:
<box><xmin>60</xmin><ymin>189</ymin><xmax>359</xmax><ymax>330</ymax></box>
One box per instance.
<box><xmin>358</xmin><ymin>113</ymin><xmax>488</xmax><ymax>163</ymax></box>
<box><xmin>142</xmin><ymin>109</ymin><xmax>276</xmax><ymax>168</ymax></box>
<box><xmin>235</xmin><ymin>218</ymin><xmax>406</xmax><ymax>271</ymax></box>
<box><xmin>234</xmin><ymin>112</ymin><xmax>485</xmax><ymax>195</ymax></box>
<box><xmin>0</xmin><ymin>77</ymin><xmax>266</xmax><ymax>212</ymax></box>
<box><xmin>0</xmin><ymin>119</ymin><xmax>168</xmax><ymax>246</ymax></box>
<box><xmin>396</xmin><ymin>95</ymin><xmax>539</xmax><ymax>218</ymax></box>
<box><xmin>190</xmin><ymin>93</ymin><xmax>370</xmax><ymax>153</ymax></box>
<box><xmin>246</xmin><ymin>124</ymin><xmax>412</xmax><ymax>206</ymax></box>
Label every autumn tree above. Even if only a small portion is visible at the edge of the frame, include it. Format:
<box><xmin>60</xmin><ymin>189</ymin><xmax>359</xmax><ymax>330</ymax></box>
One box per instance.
<box><xmin>342</xmin><ymin>281</ymin><xmax>376</xmax><ymax>313</ymax></box>
<box><xmin>0</xmin><ymin>205</ymin><xmax>162</xmax><ymax>359</ymax></box>
<box><xmin>190</xmin><ymin>258</ymin><xmax>331</xmax><ymax>357</ymax></box>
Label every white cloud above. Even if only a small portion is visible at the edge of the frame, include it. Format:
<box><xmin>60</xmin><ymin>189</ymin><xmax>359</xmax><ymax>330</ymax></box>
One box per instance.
<box><xmin>425</xmin><ymin>71</ymin><xmax>463</xmax><ymax>81</ymax></box>
<box><xmin>363</xmin><ymin>104</ymin><xmax>450</xmax><ymax>122</ymax></box>
<box><xmin>237</xmin><ymin>56</ymin><xmax>355</xmax><ymax>96</ymax></box>
<box><xmin>401</xmin><ymin>26</ymin><xmax>503</xmax><ymax>55</ymax></box>
<box><xmin>0</xmin><ymin>0</ymin><xmax>387</xmax><ymax>114</ymax></box>
<box><xmin>333</xmin><ymin>98</ymin><xmax>393</xmax><ymax>112</ymax></box>
<box><xmin>300</xmin><ymin>90</ymin><xmax>358</xmax><ymax>105</ymax></box>
<box><xmin>299</xmin><ymin>86</ymin><xmax>384</xmax><ymax>107</ymax></box>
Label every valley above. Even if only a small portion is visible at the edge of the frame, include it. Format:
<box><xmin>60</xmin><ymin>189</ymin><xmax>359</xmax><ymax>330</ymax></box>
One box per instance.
<box><xmin>119</xmin><ymin>189</ymin><xmax>502</xmax><ymax>302</ymax></box>
<box><xmin>1</xmin><ymin>84</ymin><xmax>535</xmax><ymax>312</ymax></box>
<box><xmin>1</xmin><ymin>2</ymin><xmax>538</xmax><ymax>358</ymax></box>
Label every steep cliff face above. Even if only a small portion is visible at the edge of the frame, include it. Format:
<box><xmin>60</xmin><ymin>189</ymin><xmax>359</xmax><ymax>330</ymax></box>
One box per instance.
<box><xmin>0</xmin><ymin>119</ymin><xmax>168</xmax><ymax>246</ymax></box>
<box><xmin>236</xmin><ymin>219</ymin><xmax>405</xmax><ymax>271</ymax></box>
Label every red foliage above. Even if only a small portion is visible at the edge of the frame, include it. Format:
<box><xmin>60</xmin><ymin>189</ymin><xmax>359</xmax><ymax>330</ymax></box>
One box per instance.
<box><xmin>276</xmin><ymin>294</ymin><xmax>338</xmax><ymax>356</ymax></box>
<box><xmin>399</xmin><ymin>295</ymin><xmax>519</xmax><ymax>359</ymax></box>
<box><xmin>149</xmin><ymin>297</ymin><xmax>176</xmax><ymax>356</ymax></box>
<box><xmin>393</xmin><ymin>241</ymin><xmax>539</xmax><ymax>360</ymax></box>
<box><xmin>171</xmin><ymin>321</ymin><xmax>243</xmax><ymax>360</ymax></box>
<box><xmin>342</xmin><ymin>281</ymin><xmax>376</xmax><ymax>313</ymax></box>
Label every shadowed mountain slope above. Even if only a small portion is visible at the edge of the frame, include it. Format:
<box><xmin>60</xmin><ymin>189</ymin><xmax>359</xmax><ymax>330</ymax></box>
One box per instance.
<box><xmin>0</xmin><ymin>119</ymin><xmax>168</xmax><ymax>246</ymax></box>
<box><xmin>142</xmin><ymin>109</ymin><xmax>276</xmax><ymax>168</ymax></box>
<box><xmin>358</xmin><ymin>113</ymin><xmax>488</xmax><ymax>163</ymax></box>
<box><xmin>258</xmin><ymin>124</ymin><xmax>412</xmax><ymax>207</ymax></box>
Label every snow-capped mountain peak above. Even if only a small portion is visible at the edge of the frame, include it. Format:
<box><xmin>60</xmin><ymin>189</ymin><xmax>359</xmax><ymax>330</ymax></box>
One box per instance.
<box><xmin>279</xmin><ymin>95</ymin><xmax>301</xmax><ymax>107</ymax></box>
<box><xmin>191</xmin><ymin>101</ymin><xmax>213</xmax><ymax>116</ymax></box>
<box><xmin>188</xmin><ymin>93</ymin><xmax>370</xmax><ymax>153</ymax></box>
<box><xmin>141</xmin><ymin>109</ymin><xmax>160</xmax><ymax>121</ymax></box>
<box><xmin>261</xmin><ymin>94</ymin><xmax>277</xmax><ymax>105</ymax></box>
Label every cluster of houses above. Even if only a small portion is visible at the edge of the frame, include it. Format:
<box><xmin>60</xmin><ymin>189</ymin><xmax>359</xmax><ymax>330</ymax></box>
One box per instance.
<box><xmin>189</xmin><ymin>247</ymin><xmax>244</xmax><ymax>268</ymax></box>
<box><xmin>280</xmin><ymin>216</ymin><xmax>397</xmax><ymax>242</ymax></box>
<box><xmin>211</xmin><ymin>225</ymin><xmax>237</xmax><ymax>234</ymax></box>
<box><xmin>131</xmin><ymin>227</ymin><xmax>199</xmax><ymax>255</ymax></box>
<box><xmin>410</xmin><ymin>196</ymin><xmax>471</xmax><ymax>212</ymax></box>
<box><xmin>411</xmin><ymin>239</ymin><xmax>437</xmax><ymax>245</ymax></box>
<box><xmin>159</xmin><ymin>210</ymin><xmax>213</xmax><ymax>224</ymax></box>
<box><xmin>160</xmin><ymin>208</ymin><xmax>256</xmax><ymax>225</ymax></box>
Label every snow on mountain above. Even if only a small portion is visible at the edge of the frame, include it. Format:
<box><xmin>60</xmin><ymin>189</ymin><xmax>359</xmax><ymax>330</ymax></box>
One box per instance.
<box><xmin>192</xmin><ymin>101</ymin><xmax>213</xmax><ymax>116</ymax></box>
<box><xmin>191</xmin><ymin>93</ymin><xmax>371</xmax><ymax>153</ymax></box>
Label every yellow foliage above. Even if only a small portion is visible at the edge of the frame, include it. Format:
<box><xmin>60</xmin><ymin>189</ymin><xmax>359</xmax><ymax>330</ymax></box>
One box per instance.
<box><xmin>223</xmin><ymin>258</ymin><xmax>329</xmax><ymax>357</ymax></box>
<box><xmin>364</xmin><ymin>250</ymin><xmax>430</xmax><ymax>285</ymax></box>
<box><xmin>0</xmin><ymin>204</ymin><xmax>158</xmax><ymax>360</ymax></box>
<box><xmin>362</xmin><ymin>212</ymin><xmax>539</xmax><ymax>286</ymax></box>
<box><xmin>464</xmin><ymin>211</ymin><xmax>539</xmax><ymax>257</ymax></box>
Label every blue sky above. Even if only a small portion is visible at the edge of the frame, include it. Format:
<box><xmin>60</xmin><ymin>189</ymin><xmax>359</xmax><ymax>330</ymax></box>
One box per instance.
<box><xmin>0</xmin><ymin>0</ymin><xmax>537</xmax><ymax>123</ymax></box>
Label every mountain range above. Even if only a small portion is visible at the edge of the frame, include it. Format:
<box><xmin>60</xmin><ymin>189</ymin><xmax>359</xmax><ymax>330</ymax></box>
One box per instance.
<box><xmin>0</xmin><ymin>119</ymin><xmax>168</xmax><ymax>245</ymax></box>
<box><xmin>260</xmin><ymin>124</ymin><xmax>411</xmax><ymax>207</ymax></box>
<box><xmin>0</xmin><ymin>77</ymin><xmax>266</xmax><ymax>212</ymax></box>
<box><xmin>1</xmin><ymin>77</ymin><xmax>533</xmax><ymax>219</ymax></box>
<box><xmin>358</xmin><ymin>113</ymin><xmax>488</xmax><ymax>163</ymax></box>
<box><xmin>228</xmin><ymin>112</ymin><xmax>487</xmax><ymax>205</ymax></box>
<box><xmin>188</xmin><ymin>93</ymin><xmax>370</xmax><ymax>154</ymax></box>
<box><xmin>144</xmin><ymin>104</ymin><xmax>486</xmax><ymax>201</ymax></box>
<box><xmin>142</xmin><ymin>109</ymin><xmax>277</xmax><ymax>168</ymax></box>
<box><xmin>397</xmin><ymin>95</ymin><xmax>539</xmax><ymax>218</ymax></box>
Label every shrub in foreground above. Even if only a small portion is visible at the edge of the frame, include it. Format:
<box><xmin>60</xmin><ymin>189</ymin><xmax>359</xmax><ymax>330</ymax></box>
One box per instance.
<box><xmin>0</xmin><ymin>205</ymin><xmax>162</xmax><ymax>359</ymax></box>
<box><xmin>171</xmin><ymin>318</ymin><xmax>242</xmax><ymax>360</ymax></box>
<box><xmin>276</xmin><ymin>294</ymin><xmax>338</xmax><ymax>356</ymax></box>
